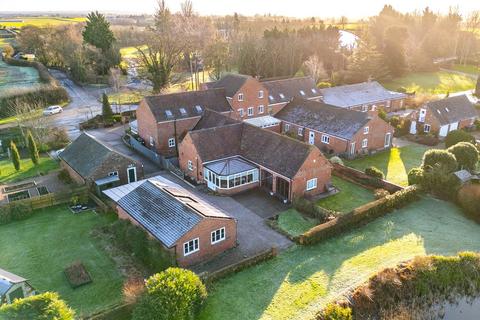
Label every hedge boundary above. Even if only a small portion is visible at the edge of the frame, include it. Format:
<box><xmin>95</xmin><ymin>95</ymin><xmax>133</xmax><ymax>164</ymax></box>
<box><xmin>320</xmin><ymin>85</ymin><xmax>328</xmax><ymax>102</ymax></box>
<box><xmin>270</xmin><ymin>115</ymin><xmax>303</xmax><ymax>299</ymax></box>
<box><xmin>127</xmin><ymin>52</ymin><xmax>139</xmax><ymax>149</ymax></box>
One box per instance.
<box><xmin>333</xmin><ymin>163</ymin><xmax>403</xmax><ymax>193</ymax></box>
<box><xmin>298</xmin><ymin>186</ymin><xmax>422</xmax><ymax>245</ymax></box>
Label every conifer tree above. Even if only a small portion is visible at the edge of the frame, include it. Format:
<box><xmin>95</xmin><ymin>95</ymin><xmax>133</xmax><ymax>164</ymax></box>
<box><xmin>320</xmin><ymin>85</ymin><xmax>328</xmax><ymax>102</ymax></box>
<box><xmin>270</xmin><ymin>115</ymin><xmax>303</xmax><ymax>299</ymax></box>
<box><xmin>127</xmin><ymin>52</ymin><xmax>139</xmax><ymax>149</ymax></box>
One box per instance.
<box><xmin>10</xmin><ymin>141</ymin><xmax>21</xmax><ymax>171</ymax></box>
<box><xmin>27</xmin><ymin>130</ymin><xmax>39</xmax><ymax>165</ymax></box>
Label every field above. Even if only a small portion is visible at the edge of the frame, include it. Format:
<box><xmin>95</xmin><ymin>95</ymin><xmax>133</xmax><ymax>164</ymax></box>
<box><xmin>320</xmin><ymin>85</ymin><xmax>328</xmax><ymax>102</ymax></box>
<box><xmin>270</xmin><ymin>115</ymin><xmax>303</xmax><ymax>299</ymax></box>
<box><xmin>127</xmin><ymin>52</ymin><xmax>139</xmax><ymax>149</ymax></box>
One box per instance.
<box><xmin>0</xmin><ymin>206</ymin><xmax>124</xmax><ymax>316</ymax></box>
<box><xmin>0</xmin><ymin>156</ymin><xmax>59</xmax><ymax>184</ymax></box>
<box><xmin>317</xmin><ymin>176</ymin><xmax>375</xmax><ymax>213</ymax></box>
<box><xmin>199</xmin><ymin>197</ymin><xmax>480</xmax><ymax>320</ymax></box>
<box><xmin>344</xmin><ymin>145</ymin><xmax>432</xmax><ymax>186</ymax></box>
<box><xmin>381</xmin><ymin>71</ymin><xmax>476</xmax><ymax>94</ymax></box>
<box><xmin>0</xmin><ymin>59</ymin><xmax>40</xmax><ymax>96</ymax></box>
<box><xmin>0</xmin><ymin>17</ymin><xmax>85</xmax><ymax>28</ymax></box>
<box><xmin>452</xmin><ymin>64</ymin><xmax>480</xmax><ymax>75</ymax></box>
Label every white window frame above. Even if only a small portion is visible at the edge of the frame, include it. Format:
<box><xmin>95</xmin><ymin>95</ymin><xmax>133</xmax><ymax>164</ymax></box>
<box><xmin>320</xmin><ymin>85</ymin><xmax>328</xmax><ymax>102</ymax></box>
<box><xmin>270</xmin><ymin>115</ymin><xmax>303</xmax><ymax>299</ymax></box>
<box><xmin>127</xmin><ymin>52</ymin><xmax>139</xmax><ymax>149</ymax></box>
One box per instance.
<box><xmin>168</xmin><ymin>138</ymin><xmax>175</xmax><ymax>148</ymax></box>
<box><xmin>149</xmin><ymin>136</ymin><xmax>154</xmax><ymax>147</ymax></box>
<box><xmin>362</xmin><ymin>138</ymin><xmax>368</xmax><ymax>148</ymax></box>
<box><xmin>306</xmin><ymin>178</ymin><xmax>317</xmax><ymax>191</ymax></box>
<box><xmin>188</xmin><ymin>160</ymin><xmax>193</xmax><ymax>171</ymax></box>
<box><xmin>258</xmin><ymin>105</ymin><xmax>264</xmax><ymax>114</ymax></box>
<box><xmin>300</xmin><ymin>90</ymin><xmax>305</xmax><ymax>96</ymax></box>
<box><xmin>362</xmin><ymin>105</ymin><xmax>368</xmax><ymax>112</ymax></box>
<box><xmin>284</xmin><ymin>123</ymin><xmax>290</xmax><ymax>132</ymax></box>
<box><xmin>364</xmin><ymin>126</ymin><xmax>369</xmax><ymax>134</ymax></box>
<box><xmin>238</xmin><ymin>108</ymin><xmax>244</xmax><ymax>117</ymax></box>
<box><xmin>298</xmin><ymin>127</ymin><xmax>303</xmax><ymax>136</ymax></box>
<box><xmin>424</xmin><ymin>124</ymin><xmax>431</xmax><ymax>133</ymax></box>
<box><xmin>127</xmin><ymin>167</ymin><xmax>137</xmax><ymax>184</ymax></box>
<box><xmin>238</xmin><ymin>93</ymin><xmax>244</xmax><ymax>102</ymax></box>
<box><xmin>211</xmin><ymin>227</ymin><xmax>226</xmax><ymax>244</ymax></box>
<box><xmin>321</xmin><ymin>134</ymin><xmax>330</xmax><ymax>144</ymax></box>
<box><xmin>247</xmin><ymin>107</ymin><xmax>254</xmax><ymax>117</ymax></box>
<box><xmin>258</xmin><ymin>90</ymin><xmax>264</xmax><ymax>99</ymax></box>
<box><xmin>183</xmin><ymin>238</ymin><xmax>199</xmax><ymax>256</ymax></box>
<box><xmin>108</xmin><ymin>171</ymin><xmax>118</xmax><ymax>176</ymax></box>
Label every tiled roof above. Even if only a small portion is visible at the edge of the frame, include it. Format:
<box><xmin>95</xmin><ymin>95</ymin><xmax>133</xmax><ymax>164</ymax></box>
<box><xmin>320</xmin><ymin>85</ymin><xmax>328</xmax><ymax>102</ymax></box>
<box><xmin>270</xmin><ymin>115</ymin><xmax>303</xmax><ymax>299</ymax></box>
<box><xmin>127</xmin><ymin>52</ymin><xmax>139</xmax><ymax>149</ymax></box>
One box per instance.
<box><xmin>143</xmin><ymin>89</ymin><xmax>231</xmax><ymax>122</ymax></box>
<box><xmin>275</xmin><ymin>97</ymin><xmax>371</xmax><ymax>140</ymax></box>
<box><xmin>115</xmin><ymin>179</ymin><xmax>231</xmax><ymax>247</ymax></box>
<box><xmin>211</xmin><ymin>74</ymin><xmax>251</xmax><ymax>97</ymax></box>
<box><xmin>193</xmin><ymin>109</ymin><xmax>238</xmax><ymax>130</ymax></box>
<box><xmin>188</xmin><ymin>114</ymin><xmax>316</xmax><ymax>178</ymax></box>
<box><xmin>262</xmin><ymin>77</ymin><xmax>321</xmax><ymax>105</ymax></box>
<box><xmin>425</xmin><ymin>95</ymin><xmax>478</xmax><ymax>126</ymax></box>
<box><xmin>320</xmin><ymin>81</ymin><xmax>407</xmax><ymax>108</ymax></box>
<box><xmin>59</xmin><ymin>133</ymin><xmax>133</xmax><ymax>179</ymax></box>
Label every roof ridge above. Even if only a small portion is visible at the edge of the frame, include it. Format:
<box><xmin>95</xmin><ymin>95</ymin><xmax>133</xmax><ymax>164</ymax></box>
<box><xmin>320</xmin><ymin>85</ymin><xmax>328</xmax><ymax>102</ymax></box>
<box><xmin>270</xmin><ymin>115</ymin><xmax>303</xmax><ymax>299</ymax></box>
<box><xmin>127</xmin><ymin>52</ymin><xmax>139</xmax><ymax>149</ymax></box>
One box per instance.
<box><xmin>262</xmin><ymin>76</ymin><xmax>313</xmax><ymax>84</ymax></box>
<box><xmin>145</xmin><ymin>88</ymin><xmax>225</xmax><ymax>101</ymax></box>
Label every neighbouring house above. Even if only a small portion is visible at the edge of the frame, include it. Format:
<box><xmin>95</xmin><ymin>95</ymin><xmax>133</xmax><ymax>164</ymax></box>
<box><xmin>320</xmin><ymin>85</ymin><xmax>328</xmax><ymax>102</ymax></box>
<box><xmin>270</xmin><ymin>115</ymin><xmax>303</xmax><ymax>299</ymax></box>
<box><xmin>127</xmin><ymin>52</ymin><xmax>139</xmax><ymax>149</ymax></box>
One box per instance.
<box><xmin>320</xmin><ymin>81</ymin><xmax>407</xmax><ymax>112</ymax></box>
<box><xmin>409</xmin><ymin>95</ymin><xmax>478</xmax><ymax>137</ymax></box>
<box><xmin>103</xmin><ymin>176</ymin><xmax>237</xmax><ymax>267</ymax></box>
<box><xmin>0</xmin><ymin>268</ymin><xmax>36</xmax><ymax>305</ymax></box>
<box><xmin>59</xmin><ymin>133</ymin><xmax>144</xmax><ymax>193</ymax></box>
<box><xmin>453</xmin><ymin>170</ymin><xmax>480</xmax><ymax>185</ymax></box>
<box><xmin>178</xmin><ymin>112</ymin><xmax>332</xmax><ymax>202</ymax></box>
<box><xmin>262</xmin><ymin>76</ymin><xmax>323</xmax><ymax>114</ymax></box>
<box><xmin>136</xmin><ymin>89</ymin><xmax>232</xmax><ymax>156</ymax></box>
<box><xmin>275</xmin><ymin>97</ymin><xmax>394</xmax><ymax>157</ymax></box>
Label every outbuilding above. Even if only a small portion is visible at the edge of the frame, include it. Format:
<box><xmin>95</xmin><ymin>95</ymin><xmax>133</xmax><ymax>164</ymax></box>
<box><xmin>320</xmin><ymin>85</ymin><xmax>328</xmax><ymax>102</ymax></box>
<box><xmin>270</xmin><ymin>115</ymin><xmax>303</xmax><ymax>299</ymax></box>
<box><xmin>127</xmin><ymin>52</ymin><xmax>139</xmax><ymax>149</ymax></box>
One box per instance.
<box><xmin>0</xmin><ymin>268</ymin><xmax>36</xmax><ymax>305</ymax></box>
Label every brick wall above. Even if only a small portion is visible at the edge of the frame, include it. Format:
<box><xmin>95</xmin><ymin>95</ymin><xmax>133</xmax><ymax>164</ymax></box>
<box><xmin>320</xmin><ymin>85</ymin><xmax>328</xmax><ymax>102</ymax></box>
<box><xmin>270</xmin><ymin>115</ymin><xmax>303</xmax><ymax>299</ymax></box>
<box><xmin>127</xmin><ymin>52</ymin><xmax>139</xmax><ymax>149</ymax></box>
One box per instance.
<box><xmin>90</xmin><ymin>153</ymin><xmax>144</xmax><ymax>185</ymax></box>
<box><xmin>137</xmin><ymin>100</ymin><xmax>159</xmax><ymax>151</ymax></box>
<box><xmin>229</xmin><ymin>78</ymin><xmax>269</xmax><ymax>120</ymax></box>
<box><xmin>178</xmin><ymin>134</ymin><xmax>204</xmax><ymax>181</ymax></box>
<box><xmin>60</xmin><ymin>160</ymin><xmax>85</xmax><ymax>185</ymax></box>
<box><xmin>155</xmin><ymin>117</ymin><xmax>201</xmax><ymax>156</ymax></box>
<box><xmin>350</xmin><ymin>115</ymin><xmax>394</xmax><ymax>156</ymax></box>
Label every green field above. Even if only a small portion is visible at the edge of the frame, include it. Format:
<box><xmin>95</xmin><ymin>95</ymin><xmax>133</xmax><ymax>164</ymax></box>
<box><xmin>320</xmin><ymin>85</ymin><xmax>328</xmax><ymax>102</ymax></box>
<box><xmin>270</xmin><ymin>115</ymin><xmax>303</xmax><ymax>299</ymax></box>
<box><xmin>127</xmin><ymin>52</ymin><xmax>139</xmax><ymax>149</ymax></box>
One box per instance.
<box><xmin>0</xmin><ymin>17</ymin><xmax>85</xmax><ymax>28</ymax></box>
<box><xmin>276</xmin><ymin>209</ymin><xmax>319</xmax><ymax>237</ymax></box>
<box><xmin>317</xmin><ymin>176</ymin><xmax>375</xmax><ymax>213</ymax></box>
<box><xmin>452</xmin><ymin>64</ymin><xmax>480</xmax><ymax>75</ymax></box>
<box><xmin>199</xmin><ymin>197</ymin><xmax>480</xmax><ymax>320</ymax></box>
<box><xmin>381</xmin><ymin>71</ymin><xmax>476</xmax><ymax>94</ymax></box>
<box><xmin>0</xmin><ymin>59</ymin><xmax>41</xmax><ymax>96</ymax></box>
<box><xmin>344</xmin><ymin>145</ymin><xmax>432</xmax><ymax>186</ymax></box>
<box><xmin>0</xmin><ymin>207</ymin><xmax>124</xmax><ymax>316</ymax></box>
<box><xmin>0</xmin><ymin>156</ymin><xmax>59</xmax><ymax>184</ymax></box>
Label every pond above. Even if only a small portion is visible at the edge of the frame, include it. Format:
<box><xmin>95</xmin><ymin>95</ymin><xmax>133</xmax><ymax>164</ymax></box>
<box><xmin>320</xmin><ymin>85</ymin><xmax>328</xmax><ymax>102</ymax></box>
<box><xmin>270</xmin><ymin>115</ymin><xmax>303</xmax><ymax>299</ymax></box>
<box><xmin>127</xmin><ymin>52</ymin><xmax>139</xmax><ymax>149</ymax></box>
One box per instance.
<box><xmin>0</xmin><ymin>59</ymin><xmax>40</xmax><ymax>96</ymax></box>
<box><xmin>431</xmin><ymin>296</ymin><xmax>480</xmax><ymax>320</ymax></box>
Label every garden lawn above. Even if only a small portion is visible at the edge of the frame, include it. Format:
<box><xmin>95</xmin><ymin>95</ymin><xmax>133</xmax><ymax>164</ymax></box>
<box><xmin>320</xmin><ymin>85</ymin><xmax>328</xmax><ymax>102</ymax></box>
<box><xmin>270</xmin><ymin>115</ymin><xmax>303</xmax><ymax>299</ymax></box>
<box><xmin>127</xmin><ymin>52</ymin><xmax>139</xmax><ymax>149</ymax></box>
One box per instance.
<box><xmin>0</xmin><ymin>206</ymin><xmax>124</xmax><ymax>317</ymax></box>
<box><xmin>276</xmin><ymin>209</ymin><xmax>318</xmax><ymax>237</ymax></box>
<box><xmin>199</xmin><ymin>197</ymin><xmax>480</xmax><ymax>320</ymax></box>
<box><xmin>344</xmin><ymin>145</ymin><xmax>432</xmax><ymax>186</ymax></box>
<box><xmin>381</xmin><ymin>71</ymin><xmax>476</xmax><ymax>94</ymax></box>
<box><xmin>0</xmin><ymin>156</ymin><xmax>59</xmax><ymax>183</ymax></box>
<box><xmin>316</xmin><ymin>176</ymin><xmax>375</xmax><ymax>213</ymax></box>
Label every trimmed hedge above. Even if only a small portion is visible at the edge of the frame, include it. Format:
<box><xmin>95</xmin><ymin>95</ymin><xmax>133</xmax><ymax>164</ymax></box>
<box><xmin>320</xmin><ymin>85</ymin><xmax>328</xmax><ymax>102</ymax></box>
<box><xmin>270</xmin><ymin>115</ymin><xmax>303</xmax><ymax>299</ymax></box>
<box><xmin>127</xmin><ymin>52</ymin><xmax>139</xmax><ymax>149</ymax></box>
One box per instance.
<box><xmin>365</xmin><ymin>166</ymin><xmax>384</xmax><ymax>180</ymax></box>
<box><xmin>293</xmin><ymin>197</ymin><xmax>339</xmax><ymax>222</ymax></box>
<box><xmin>299</xmin><ymin>186</ymin><xmax>421</xmax><ymax>245</ymax></box>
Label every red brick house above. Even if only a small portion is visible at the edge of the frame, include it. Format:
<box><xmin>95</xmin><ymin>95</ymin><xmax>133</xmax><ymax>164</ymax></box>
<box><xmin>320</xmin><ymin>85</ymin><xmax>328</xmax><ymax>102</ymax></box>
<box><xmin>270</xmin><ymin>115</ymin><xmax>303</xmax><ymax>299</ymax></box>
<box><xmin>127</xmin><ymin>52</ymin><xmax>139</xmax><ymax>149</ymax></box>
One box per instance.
<box><xmin>319</xmin><ymin>81</ymin><xmax>407</xmax><ymax>112</ymax></box>
<box><xmin>178</xmin><ymin>113</ymin><xmax>332</xmax><ymax>202</ymax></box>
<box><xmin>409</xmin><ymin>94</ymin><xmax>478</xmax><ymax>137</ymax></box>
<box><xmin>59</xmin><ymin>133</ymin><xmax>144</xmax><ymax>193</ymax></box>
<box><xmin>103</xmin><ymin>176</ymin><xmax>237</xmax><ymax>267</ymax></box>
<box><xmin>136</xmin><ymin>89</ymin><xmax>232</xmax><ymax>156</ymax></box>
<box><xmin>275</xmin><ymin>97</ymin><xmax>394</xmax><ymax>157</ymax></box>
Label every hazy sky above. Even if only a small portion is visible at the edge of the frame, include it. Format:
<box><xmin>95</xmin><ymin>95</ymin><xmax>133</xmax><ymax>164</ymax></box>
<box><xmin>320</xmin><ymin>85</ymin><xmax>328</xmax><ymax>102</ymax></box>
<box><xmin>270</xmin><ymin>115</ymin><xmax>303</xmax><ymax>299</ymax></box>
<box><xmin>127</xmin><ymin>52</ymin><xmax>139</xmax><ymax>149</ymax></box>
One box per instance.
<box><xmin>2</xmin><ymin>0</ymin><xmax>479</xmax><ymax>18</ymax></box>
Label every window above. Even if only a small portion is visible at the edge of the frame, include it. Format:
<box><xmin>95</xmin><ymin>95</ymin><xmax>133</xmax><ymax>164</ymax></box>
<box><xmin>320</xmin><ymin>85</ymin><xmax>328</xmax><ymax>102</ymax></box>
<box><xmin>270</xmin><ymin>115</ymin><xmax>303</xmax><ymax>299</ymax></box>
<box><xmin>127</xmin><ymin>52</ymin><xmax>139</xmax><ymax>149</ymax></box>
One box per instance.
<box><xmin>188</xmin><ymin>160</ymin><xmax>193</xmax><ymax>171</ymax></box>
<box><xmin>238</xmin><ymin>93</ymin><xmax>244</xmax><ymax>101</ymax></box>
<box><xmin>311</xmin><ymin>88</ymin><xmax>317</xmax><ymax>94</ymax></box>
<box><xmin>298</xmin><ymin>127</ymin><xmax>303</xmax><ymax>136</ymax></box>
<box><xmin>247</xmin><ymin>107</ymin><xmax>254</xmax><ymax>116</ymax></box>
<box><xmin>279</xmin><ymin>93</ymin><xmax>285</xmax><ymax>99</ymax></box>
<box><xmin>179</xmin><ymin>108</ymin><xmax>187</xmax><ymax>116</ymax></box>
<box><xmin>363</xmin><ymin>126</ymin><xmax>369</xmax><ymax>134</ymax></box>
<box><xmin>149</xmin><ymin>136</ymin><xmax>154</xmax><ymax>147</ymax></box>
<box><xmin>211</xmin><ymin>227</ymin><xmax>226</xmax><ymax>244</ymax></box>
<box><xmin>362</xmin><ymin>138</ymin><xmax>368</xmax><ymax>148</ymax></box>
<box><xmin>300</xmin><ymin>90</ymin><xmax>305</xmax><ymax>96</ymax></box>
<box><xmin>321</xmin><ymin>135</ymin><xmax>330</xmax><ymax>144</ymax></box>
<box><xmin>284</xmin><ymin>123</ymin><xmax>290</xmax><ymax>132</ymax></box>
<box><xmin>195</xmin><ymin>105</ymin><xmax>202</xmax><ymax>113</ymax></box>
<box><xmin>258</xmin><ymin>105</ymin><xmax>264</xmax><ymax>114</ymax></box>
<box><xmin>238</xmin><ymin>108</ymin><xmax>244</xmax><ymax>117</ymax></box>
<box><xmin>386</xmin><ymin>100</ymin><xmax>391</xmax><ymax>108</ymax></box>
<box><xmin>362</xmin><ymin>105</ymin><xmax>368</xmax><ymax>112</ymax></box>
<box><xmin>183</xmin><ymin>238</ymin><xmax>199</xmax><ymax>256</ymax></box>
<box><xmin>108</xmin><ymin>171</ymin><xmax>118</xmax><ymax>176</ymax></box>
<box><xmin>258</xmin><ymin>90</ymin><xmax>264</xmax><ymax>98</ymax></box>
<box><xmin>269</xmin><ymin>95</ymin><xmax>275</xmax><ymax>101</ymax></box>
<box><xmin>168</xmin><ymin>138</ymin><xmax>175</xmax><ymax>148</ymax></box>
<box><xmin>165</xmin><ymin>110</ymin><xmax>173</xmax><ymax>118</ymax></box>
<box><xmin>306</xmin><ymin>178</ymin><xmax>317</xmax><ymax>191</ymax></box>
<box><xmin>424</xmin><ymin>124</ymin><xmax>431</xmax><ymax>133</ymax></box>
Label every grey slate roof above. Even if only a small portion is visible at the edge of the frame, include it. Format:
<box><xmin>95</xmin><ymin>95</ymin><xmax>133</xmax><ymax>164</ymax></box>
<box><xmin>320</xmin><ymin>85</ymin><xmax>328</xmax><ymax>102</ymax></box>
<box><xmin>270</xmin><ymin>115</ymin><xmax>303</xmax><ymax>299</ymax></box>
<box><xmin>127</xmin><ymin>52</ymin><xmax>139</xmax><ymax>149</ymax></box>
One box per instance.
<box><xmin>117</xmin><ymin>179</ymin><xmax>231</xmax><ymax>247</ymax></box>
<box><xmin>211</xmin><ymin>74</ymin><xmax>251</xmax><ymax>97</ymax></box>
<box><xmin>262</xmin><ymin>77</ymin><xmax>321</xmax><ymax>105</ymax></box>
<box><xmin>143</xmin><ymin>88</ymin><xmax>232</xmax><ymax>123</ymax></box>
<box><xmin>275</xmin><ymin>97</ymin><xmax>371</xmax><ymax>140</ymax></box>
<box><xmin>189</xmin><ymin>114</ymin><xmax>316</xmax><ymax>178</ymax></box>
<box><xmin>0</xmin><ymin>268</ymin><xmax>27</xmax><ymax>296</ymax></box>
<box><xmin>425</xmin><ymin>95</ymin><xmax>478</xmax><ymax>126</ymax></box>
<box><xmin>320</xmin><ymin>81</ymin><xmax>407</xmax><ymax>108</ymax></box>
<box><xmin>59</xmin><ymin>133</ymin><xmax>134</xmax><ymax>179</ymax></box>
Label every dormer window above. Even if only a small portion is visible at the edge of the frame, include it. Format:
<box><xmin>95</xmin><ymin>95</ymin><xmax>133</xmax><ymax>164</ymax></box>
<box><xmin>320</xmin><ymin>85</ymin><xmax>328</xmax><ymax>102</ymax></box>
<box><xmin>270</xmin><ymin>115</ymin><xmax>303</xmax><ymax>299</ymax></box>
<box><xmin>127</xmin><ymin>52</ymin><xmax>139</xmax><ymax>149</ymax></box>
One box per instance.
<box><xmin>179</xmin><ymin>108</ymin><xmax>187</xmax><ymax>116</ymax></box>
<box><xmin>300</xmin><ymin>90</ymin><xmax>305</xmax><ymax>96</ymax></box>
<box><xmin>445</xmin><ymin>108</ymin><xmax>450</xmax><ymax>112</ymax></box>
<box><xmin>269</xmin><ymin>95</ymin><xmax>274</xmax><ymax>101</ymax></box>
<box><xmin>195</xmin><ymin>105</ymin><xmax>202</xmax><ymax>113</ymax></box>
<box><xmin>311</xmin><ymin>88</ymin><xmax>317</xmax><ymax>94</ymax></box>
<box><xmin>279</xmin><ymin>93</ymin><xmax>285</xmax><ymax>99</ymax></box>
<box><xmin>238</xmin><ymin>93</ymin><xmax>244</xmax><ymax>102</ymax></box>
<box><xmin>165</xmin><ymin>110</ymin><xmax>173</xmax><ymax>118</ymax></box>
<box><xmin>258</xmin><ymin>90</ymin><xmax>264</xmax><ymax>99</ymax></box>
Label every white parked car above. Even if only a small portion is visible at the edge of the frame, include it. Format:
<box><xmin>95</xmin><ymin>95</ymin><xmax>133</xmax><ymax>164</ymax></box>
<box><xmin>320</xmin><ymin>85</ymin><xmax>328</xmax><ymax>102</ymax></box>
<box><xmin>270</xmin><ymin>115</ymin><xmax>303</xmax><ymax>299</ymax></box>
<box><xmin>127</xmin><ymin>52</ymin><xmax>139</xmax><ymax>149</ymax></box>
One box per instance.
<box><xmin>43</xmin><ymin>105</ymin><xmax>63</xmax><ymax>116</ymax></box>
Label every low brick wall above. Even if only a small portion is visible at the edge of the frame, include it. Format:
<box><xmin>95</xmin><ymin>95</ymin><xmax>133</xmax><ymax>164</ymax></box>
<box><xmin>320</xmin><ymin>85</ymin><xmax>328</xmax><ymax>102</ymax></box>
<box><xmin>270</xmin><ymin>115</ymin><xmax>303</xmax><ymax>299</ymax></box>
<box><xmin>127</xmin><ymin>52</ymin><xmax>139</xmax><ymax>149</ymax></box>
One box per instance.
<box><xmin>333</xmin><ymin>163</ymin><xmax>404</xmax><ymax>193</ymax></box>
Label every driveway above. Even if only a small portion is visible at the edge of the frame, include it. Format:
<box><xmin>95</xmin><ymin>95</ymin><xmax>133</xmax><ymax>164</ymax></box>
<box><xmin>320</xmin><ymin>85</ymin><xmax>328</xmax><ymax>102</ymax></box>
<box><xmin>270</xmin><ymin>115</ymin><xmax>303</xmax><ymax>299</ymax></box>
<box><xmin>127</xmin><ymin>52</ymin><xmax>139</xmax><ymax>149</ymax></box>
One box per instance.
<box><xmin>232</xmin><ymin>188</ymin><xmax>290</xmax><ymax>219</ymax></box>
<box><xmin>86</xmin><ymin>126</ymin><xmax>161</xmax><ymax>176</ymax></box>
<box><xmin>155</xmin><ymin>172</ymin><xmax>293</xmax><ymax>274</ymax></box>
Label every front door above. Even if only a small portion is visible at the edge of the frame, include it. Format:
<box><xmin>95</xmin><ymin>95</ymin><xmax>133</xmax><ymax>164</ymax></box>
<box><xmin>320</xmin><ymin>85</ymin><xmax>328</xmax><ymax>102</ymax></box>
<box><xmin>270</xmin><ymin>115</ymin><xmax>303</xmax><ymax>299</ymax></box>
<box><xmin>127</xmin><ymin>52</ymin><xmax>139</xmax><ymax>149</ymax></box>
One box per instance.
<box><xmin>276</xmin><ymin>177</ymin><xmax>290</xmax><ymax>201</ymax></box>
<box><xmin>350</xmin><ymin>142</ymin><xmax>356</xmax><ymax>156</ymax></box>
<box><xmin>261</xmin><ymin>170</ymin><xmax>273</xmax><ymax>192</ymax></box>
<box><xmin>384</xmin><ymin>133</ymin><xmax>392</xmax><ymax>147</ymax></box>
<box><xmin>410</xmin><ymin>121</ymin><xmax>417</xmax><ymax>134</ymax></box>
<box><xmin>127</xmin><ymin>167</ymin><xmax>137</xmax><ymax>184</ymax></box>
<box><xmin>308</xmin><ymin>131</ymin><xmax>315</xmax><ymax>145</ymax></box>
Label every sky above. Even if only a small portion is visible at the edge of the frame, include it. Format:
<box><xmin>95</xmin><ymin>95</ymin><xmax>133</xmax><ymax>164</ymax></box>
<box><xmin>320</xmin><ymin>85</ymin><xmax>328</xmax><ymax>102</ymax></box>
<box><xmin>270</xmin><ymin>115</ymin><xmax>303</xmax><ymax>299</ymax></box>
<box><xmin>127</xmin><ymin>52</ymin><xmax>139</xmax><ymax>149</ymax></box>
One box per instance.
<box><xmin>2</xmin><ymin>0</ymin><xmax>479</xmax><ymax>19</ymax></box>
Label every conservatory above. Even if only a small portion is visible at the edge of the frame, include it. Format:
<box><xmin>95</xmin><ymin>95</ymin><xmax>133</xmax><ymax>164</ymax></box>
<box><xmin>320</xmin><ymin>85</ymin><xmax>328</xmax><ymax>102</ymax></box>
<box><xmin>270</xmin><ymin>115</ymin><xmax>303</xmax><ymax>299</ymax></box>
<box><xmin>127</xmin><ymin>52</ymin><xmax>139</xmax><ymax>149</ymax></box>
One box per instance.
<box><xmin>203</xmin><ymin>157</ymin><xmax>259</xmax><ymax>192</ymax></box>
